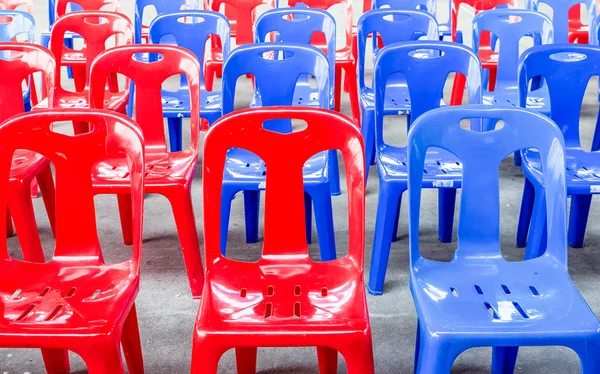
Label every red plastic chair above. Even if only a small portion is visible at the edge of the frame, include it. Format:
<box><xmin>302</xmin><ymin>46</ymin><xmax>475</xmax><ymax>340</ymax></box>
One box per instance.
<box><xmin>0</xmin><ymin>108</ymin><xmax>144</xmax><ymax>374</ymax></box>
<box><xmin>450</xmin><ymin>0</ymin><xmax>517</xmax><ymax>106</ymax></box>
<box><xmin>569</xmin><ymin>4</ymin><xmax>592</xmax><ymax>43</ymax></box>
<box><xmin>191</xmin><ymin>107</ymin><xmax>373</xmax><ymax>373</ymax></box>
<box><xmin>35</xmin><ymin>11</ymin><xmax>133</xmax><ymax>134</ymax></box>
<box><xmin>203</xmin><ymin>0</ymin><xmax>276</xmax><ymax>92</ymax></box>
<box><xmin>89</xmin><ymin>44</ymin><xmax>204</xmax><ymax>299</ymax></box>
<box><xmin>0</xmin><ymin>43</ymin><xmax>56</xmax><ymax>264</ymax></box>
<box><xmin>289</xmin><ymin>0</ymin><xmax>360</xmax><ymax>124</ymax></box>
<box><xmin>0</xmin><ymin>0</ymin><xmax>34</xmax><ymax>13</ymax></box>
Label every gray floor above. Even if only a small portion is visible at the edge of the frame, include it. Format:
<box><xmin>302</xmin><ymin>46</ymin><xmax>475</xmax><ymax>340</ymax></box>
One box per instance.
<box><xmin>3</xmin><ymin>0</ymin><xmax>600</xmax><ymax>373</ymax></box>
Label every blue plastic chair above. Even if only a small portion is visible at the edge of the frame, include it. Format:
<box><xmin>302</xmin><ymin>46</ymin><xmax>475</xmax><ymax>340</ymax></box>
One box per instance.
<box><xmin>254</xmin><ymin>8</ymin><xmax>341</xmax><ymax>196</ymax></box>
<box><xmin>0</xmin><ymin>10</ymin><xmax>35</xmax><ymax>111</ymax></box>
<box><xmin>408</xmin><ymin>104</ymin><xmax>600</xmax><ymax>374</ymax></box>
<box><xmin>368</xmin><ymin>40</ymin><xmax>482</xmax><ymax>296</ymax></box>
<box><xmin>526</xmin><ymin>0</ymin><xmax>596</xmax><ymax>43</ymax></box>
<box><xmin>517</xmin><ymin>44</ymin><xmax>600</xmax><ymax>258</ymax></box>
<box><xmin>149</xmin><ymin>10</ymin><xmax>230</xmax><ymax>152</ymax></box>
<box><xmin>473</xmin><ymin>9</ymin><xmax>553</xmax><ymax>115</ymax></box>
<box><xmin>220</xmin><ymin>43</ymin><xmax>337</xmax><ymax>260</ymax></box>
<box><xmin>357</xmin><ymin>9</ymin><xmax>439</xmax><ymax>177</ymax></box>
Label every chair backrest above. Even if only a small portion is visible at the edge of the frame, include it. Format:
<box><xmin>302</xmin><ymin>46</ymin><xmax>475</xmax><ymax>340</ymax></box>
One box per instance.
<box><xmin>50</xmin><ymin>11</ymin><xmax>133</xmax><ymax>95</ymax></box>
<box><xmin>50</xmin><ymin>0</ymin><xmax>119</xmax><ymax>25</ymax></box>
<box><xmin>408</xmin><ymin>105</ymin><xmax>567</xmax><ymax>266</ymax></box>
<box><xmin>134</xmin><ymin>0</ymin><xmax>190</xmax><ymax>44</ymax></box>
<box><xmin>149</xmin><ymin>10</ymin><xmax>230</xmax><ymax>90</ymax></box>
<box><xmin>519</xmin><ymin>44</ymin><xmax>600</xmax><ymax>149</ymax></box>
<box><xmin>473</xmin><ymin>9</ymin><xmax>553</xmax><ymax>93</ymax></box>
<box><xmin>203</xmin><ymin>107</ymin><xmax>365</xmax><ymax>268</ymax></box>
<box><xmin>452</xmin><ymin>0</ymin><xmax>517</xmax><ymax>42</ymax></box>
<box><xmin>374</xmin><ymin>40</ymin><xmax>481</xmax><ymax>145</ymax></box>
<box><xmin>0</xmin><ymin>43</ymin><xmax>54</xmax><ymax>121</ymax></box>
<box><xmin>288</xmin><ymin>0</ymin><xmax>353</xmax><ymax>50</ymax></box>
<box><xmin>0</xmin><ymin>0</ymin><xmax>34</xmax><ymax>14</ymax></box>
<box><xmin>206</xmin><ymin>0</ymin><xmax>275</xmax><ymax>45</ymax></box>
<box><xmin>357</xmin><ymin>9</ymin><xmax>439</xmax><ymax>95</ymax></box>
<box><xmin>527</xmin><ymin>0</ymin><xmax>597</xmax><ymax>43</ymax></box>
<box><xmin>0</xmin><ymin>9</ymin><xmax>34</xmax><ymax>42</ymax></box>
<box><xmin>222</xmin><ymin>42</ymin><xmax>332</xmax><ymax>124</ymax></box>
<box><xmin>592</xmin><ymin>13</ymin><xmax>600</xmax><ymax>44</ymax></box>
<box><xmin>89</xmin><ymin>45</ymin><xmax>201</xmax><ymax>154</ymax></box>
<box><xmin>254</xmin><ymin>8</ymin><xmax>335</xmax><ymax>112</ymax></box>
<box><xmin>374</xmin><ymin>0</ymin><xmax>437</xmax><ymax>15</ymax></box>
<box><xmin>0</xmin><ymin>109</ymin><xmax>144</xmax><ymax>269</ymax></box>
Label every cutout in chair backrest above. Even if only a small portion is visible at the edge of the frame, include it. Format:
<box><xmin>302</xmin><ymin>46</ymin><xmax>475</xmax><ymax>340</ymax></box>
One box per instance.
<box><xmin>527</xmin><ymin>0</ymin><xmax>596</xmax><ymax>43</ymax></box>
<box><xmin>408</xmin><ymin>105</ymin><xmax>567</xmax><ymax>264</ymax></box>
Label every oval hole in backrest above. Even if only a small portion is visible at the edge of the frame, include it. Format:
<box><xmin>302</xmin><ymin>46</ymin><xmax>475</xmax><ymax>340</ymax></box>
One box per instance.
<box><xmin>262</xmin><ymin>118</ymin><xmax>307</xmax><ymax>134</ymax></box>
<box><xmin>83</xmin><ymin>16</ymin><xmax>109</xmax><ymax>26</ymax></box>
<box><xmin>283</xmin><ymin>13</ymin><xmax>310</xmax><ymax>21</ymax></box>
<box><xmin>549</xmin><ymin>52</ymin><xmax>587</xmax><ymax>62</ymax></box>
<box><xmin>408</xmin><ymin>48</ymin><xmax>445</xmax><ymax>59</ymax></box>
<box><xmin>382</xmin><ymin>13</ymin><xmax>411</xmax><ymax>22</ymax></box>
<box><xmin>132</xmin><ymin>52</ymin><xmax>164</xmax><ymax>63</ymax></box>
<box><xmin>497</xmin><ymin>15</ymin><xmax>522</xmax><ymax>24</ymax></box>
<box><xmin>258</xmin><ymin>49</ymin><xmax>296</xmax><ymax>60</ymax></box>
<box><xmin>0</xmin><ymin>16</ymin><xmax>14</xmax><ymax>24</ymax></box>
<box><xmin>177</xmin><ymin>15</ymin><xmax>205</xmax><ymax>24</ymax></box>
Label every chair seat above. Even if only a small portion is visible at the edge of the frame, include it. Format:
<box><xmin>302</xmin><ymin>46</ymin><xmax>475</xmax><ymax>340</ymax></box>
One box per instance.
<box><xmin>92</xmin><ymin>150</ymin><xmax>197</xmax><ymax>191</ymax></box>
<box><xmin>522</xmin><ymin>148</ymin><xmax>600</xmax><ymax>195</ymax></box>
<box><xmin>196</xmin><ymin>257</ymin><xmax>368</xmax><ymax>335</ymax></box>
<box><xmin>412</xmin><ymin>256</ymin><xmax>600</xmax><ymax>339</ymax></box>
<box><xmin>483</xmin><ymin>86</ymin><xmax>550</xmax><ymax>113</ymax></box>
<box><xmin>479</xmin><ymin>47</ymin><xmax>498</xmax><ymax>68</ymax></box>
<box><xmin>10</xmin><ymin>150</ymin><xmax>49</xmax><ymax>179</ymax></box>
<box><xmin>162</xmin><ymin>89</ymin><xmax>222</xmax><ymax>118</ymax></box>
<box><xmin>223</xmin><ymin>148</ymin><xmax>329</xmax><ymax>186</ymax></box>
<box><xmin>0</xmin><ymin>259</ymin><xmax>137</xmax><ymax>343</ymax></box>
<box><xmin>35</xmin><ymin>89</ymin><xmax>129</xmax><ymax>111</ymax></box>
<box><xmin>378</xmin><ymin>145</ymin><xmax>462</xmax><ymax>187</ymax></box>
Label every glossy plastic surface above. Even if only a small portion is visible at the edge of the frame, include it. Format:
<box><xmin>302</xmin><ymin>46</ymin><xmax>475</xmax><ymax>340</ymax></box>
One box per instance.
<box><xmin>0</xmin><ymin>42</ymin><xmax>56</xmax><ymax>267</ymax></box>
<box><xmin>89</xmin><ymin>44</ymin><xmax>204</xmax><ymax>299</ymax></box>
<box><xmin>368</xmin><ymin>40</ymin><xmax>482</xmax><ymax>295</ymax></box>
<box><xmin>527</xmin><ymin>0</ymin><xmax>597</xmax><ymax>43</ymax></box>
<box><xmin>0</xmin><ymin>108</ymin><xmax>145</xmax><ymax>374</ymax></box>
<box><xmin>569</xmin><ymin>4</ymin><xmax>592</xmax><ymax>43</ymax></box>
<box><xmin>0</xmin><ymin>0</ymin><xmax>34</xmax><ymax>13</ymax></box>
<box><xmin>0</xmin><ymin>10</ymin><xmax>36</xmax><ymax>107</ymax></box>
<box><xmin>134</xmin><ymin>0</ymin><xmax>189</xmax><ymax>44</ymax></box>
<box><xmin>408</xmin><ymin>104</ymin><xmax>600</xmax><ymax>373</ymax></box>
<box><xmin>472</xmin><ymin>9</ymin><xmax>553</xmax><ymax>111</ymax></box>
<box><xmin>518</xmin><ymin>44</ymin><xmax>600</xmax><ymax>257</ymax></box>
<box><xmin>288</xmin><ymin>0</ymin><xmax>360</xmax><ymax>122</ymax></box>
<box><xmin>37</xmin><ymin>11</ymin><xmax>133</xmax><ymax>113</ymax></box>
<box><xmin>356</xmin><ymin>9</ymin><xmax>438</xmax><ymax>172</ymax></box>
<box><xmin>192</xmin><ymin>106</ymin><xmax>374</xmax><ymax>374</ymax></box>
<box><xmin>149</xmin><ymin>10</ymin><xmax>229</xmax><ymax>144</ymax></box>
<box><xmin>220</xmin><ymin>43</ymin><xmax>338</xmax><ymax>261</ymax></box>
<box><xmin>449</xmin><ymin>0</ymin><xmax>517</xmax><ymax>106</ymax></box>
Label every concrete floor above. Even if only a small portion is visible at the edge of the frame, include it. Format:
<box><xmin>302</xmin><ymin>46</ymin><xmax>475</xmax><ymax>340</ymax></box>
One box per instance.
<box><xmin>3</xmin><ymin>0</ymin><xmax>600</xmax><ymax>373</ymax></box>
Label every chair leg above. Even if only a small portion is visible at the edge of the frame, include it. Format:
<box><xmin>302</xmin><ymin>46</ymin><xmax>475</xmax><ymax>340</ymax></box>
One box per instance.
<box><xmin>517</xmin><ymin>178</ymin><xmax>535</xmax><ymax>248</ymax></box>
<box><xmin>317</xmin><ymin>346</ymin><xmax>338</xmax><ymax>373</ymax></box>
<box><xmin>592</xmin><ymin>107</ymin><xmax>600</xmax><ymax>151</ymax></box>
<box><xmin>340</xmin><ymin>337</ymin><xmax>375</xmax><ymax>374</ymax></box>
<box><xmin>65</xmin><ymin>38</ymin><xmax>74</xmax><ymax>80</ymax></box>
<box><xmin>235</xmin><ymin>347</ymin><xmax>257</xmax><ymax>374</ymax></box>
<box><xmin>167</xmin><ymin>118</ymin><xmax>183</xmax><ymax>152</ymax></box>
<box><xmin>491</xmin><ymin>346</ymin><xmax>519</xmax><ymax>374</ymax></box>
<box><xmin>311</xmin><ymin>185</ymin><xmax>336</xmax><ymax>261</ymax></box>
<box><xmin>328</xmin><ymin>150</ymin><xmax>341</xmax><ymax>196</ymax></box>
<box><xmin>71</xmin><ymin>65</ymin><xmax>86</xmax><ymax>93</ymax></box>
<box><xmin>305</xmin><ymin>192</ymin><xmax>312</xmax><ymax>245</ymax></box>
<box><xmin>243</xmin><ymin>190</ymin><xmax>260</xmax><ymax>244</ymax></box>
<box><xmin>190</xmin><ymin>336</ymin><xmax>226</xmax><ymax>374</ymax></box>
<box><xmin>392</xmin><ymin>198</ymin><xmax>401</xmax><ymax>242</ymax></box>
<box><xmin>126</xmin><ymin>84</ymin><xmax>135</xmax><ymax>117</ymax></box>
<box><xmin>361</xmin><ymin>109</ymin><xmax>376</xmax><ymax>182</ymax></box>
<box><xmin>121</xmin><ymin>304</ymin><xmax>144</xmax><ymax>374</ymax></box>
<box><xmin>450</xmin><ymin>73</ymin><xmax>466</xmax><ymax>106</ymax></box>
<box><xmin>513</xmin><ymin>151</ymin><xmax>522</xmax><ymax>166</ymax></box>
<box><xmin>79</xmin><ymin>341</ymin><xmax>125</xmax><ymax>374</ymax></box>
<box><xmin>41</xmin><ymin>348</ymin><xmax>70</xmax><ymax>374</ymax></box>
<box><xmin>345</xmin><ymin>64</ymin><xmax>360</xmax><ymax>125</ymax></box>
<box><xmin>525</xmin><ymin>184</ymin><xmax>546</xmax><ymax>260</ymax></box>
<box><xmin>488</xmin><ymin>67</ymin><xmax>498</xmax><ymax>92</ymax></box>
<box><xmin>568</xmin><ymin>194</ymin><xmax>592</xmax><ymax>248</ymax></box>
<box><xmin>438</xmin><ymin>188</ymin><xmax>456</xmax><ymax>243</ymax></box>
<box><xmin>220</xmin><ymin>189</ymin><xmax>236</xmax><ymax>255</ymax></box>
<box><xmin>117</xmin><ymin>194</ymin><xmax>133</xmax><ymax>246</ymax></box>
<box><xmin>168</xmin><ymin>189</ymin><xmax>204</xmax><ymax>299</ymax></box>
<box><xmin>415</xmin><ymin>337</ymin><xmax>456</xmax><ymax>374</ymax></box>
<box><xmin>573</xmin><ymin>337</ymin><xmax>600</xmax><ymax>374</ymax></box>
<box><xmin>9</xmin><ymin>180</ymin><xmax>45</xmax><ymax>262</ymax></box>
<box><xmin>6</xmin><ymin>209</ymin><xmax>13</xmax><ymax>237</ymax></box>
<box><xmin>37</xmin><ymin>165</ymin><xmax>56</xmax><ymax>237</ymax></box>
<box><xmin>413</xmin><ymin>320</ymin><xmax>421</xmax><ymax>374</ymax></box>
<box><xmin>368</xmin><ymin>185</ymin><xmax>403</xmax><ymax>295</ymax></box>
<box><xmin>334</xmin><ymin>64</ymin><xmax>342</xmax><ymax>113</ymax></box>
